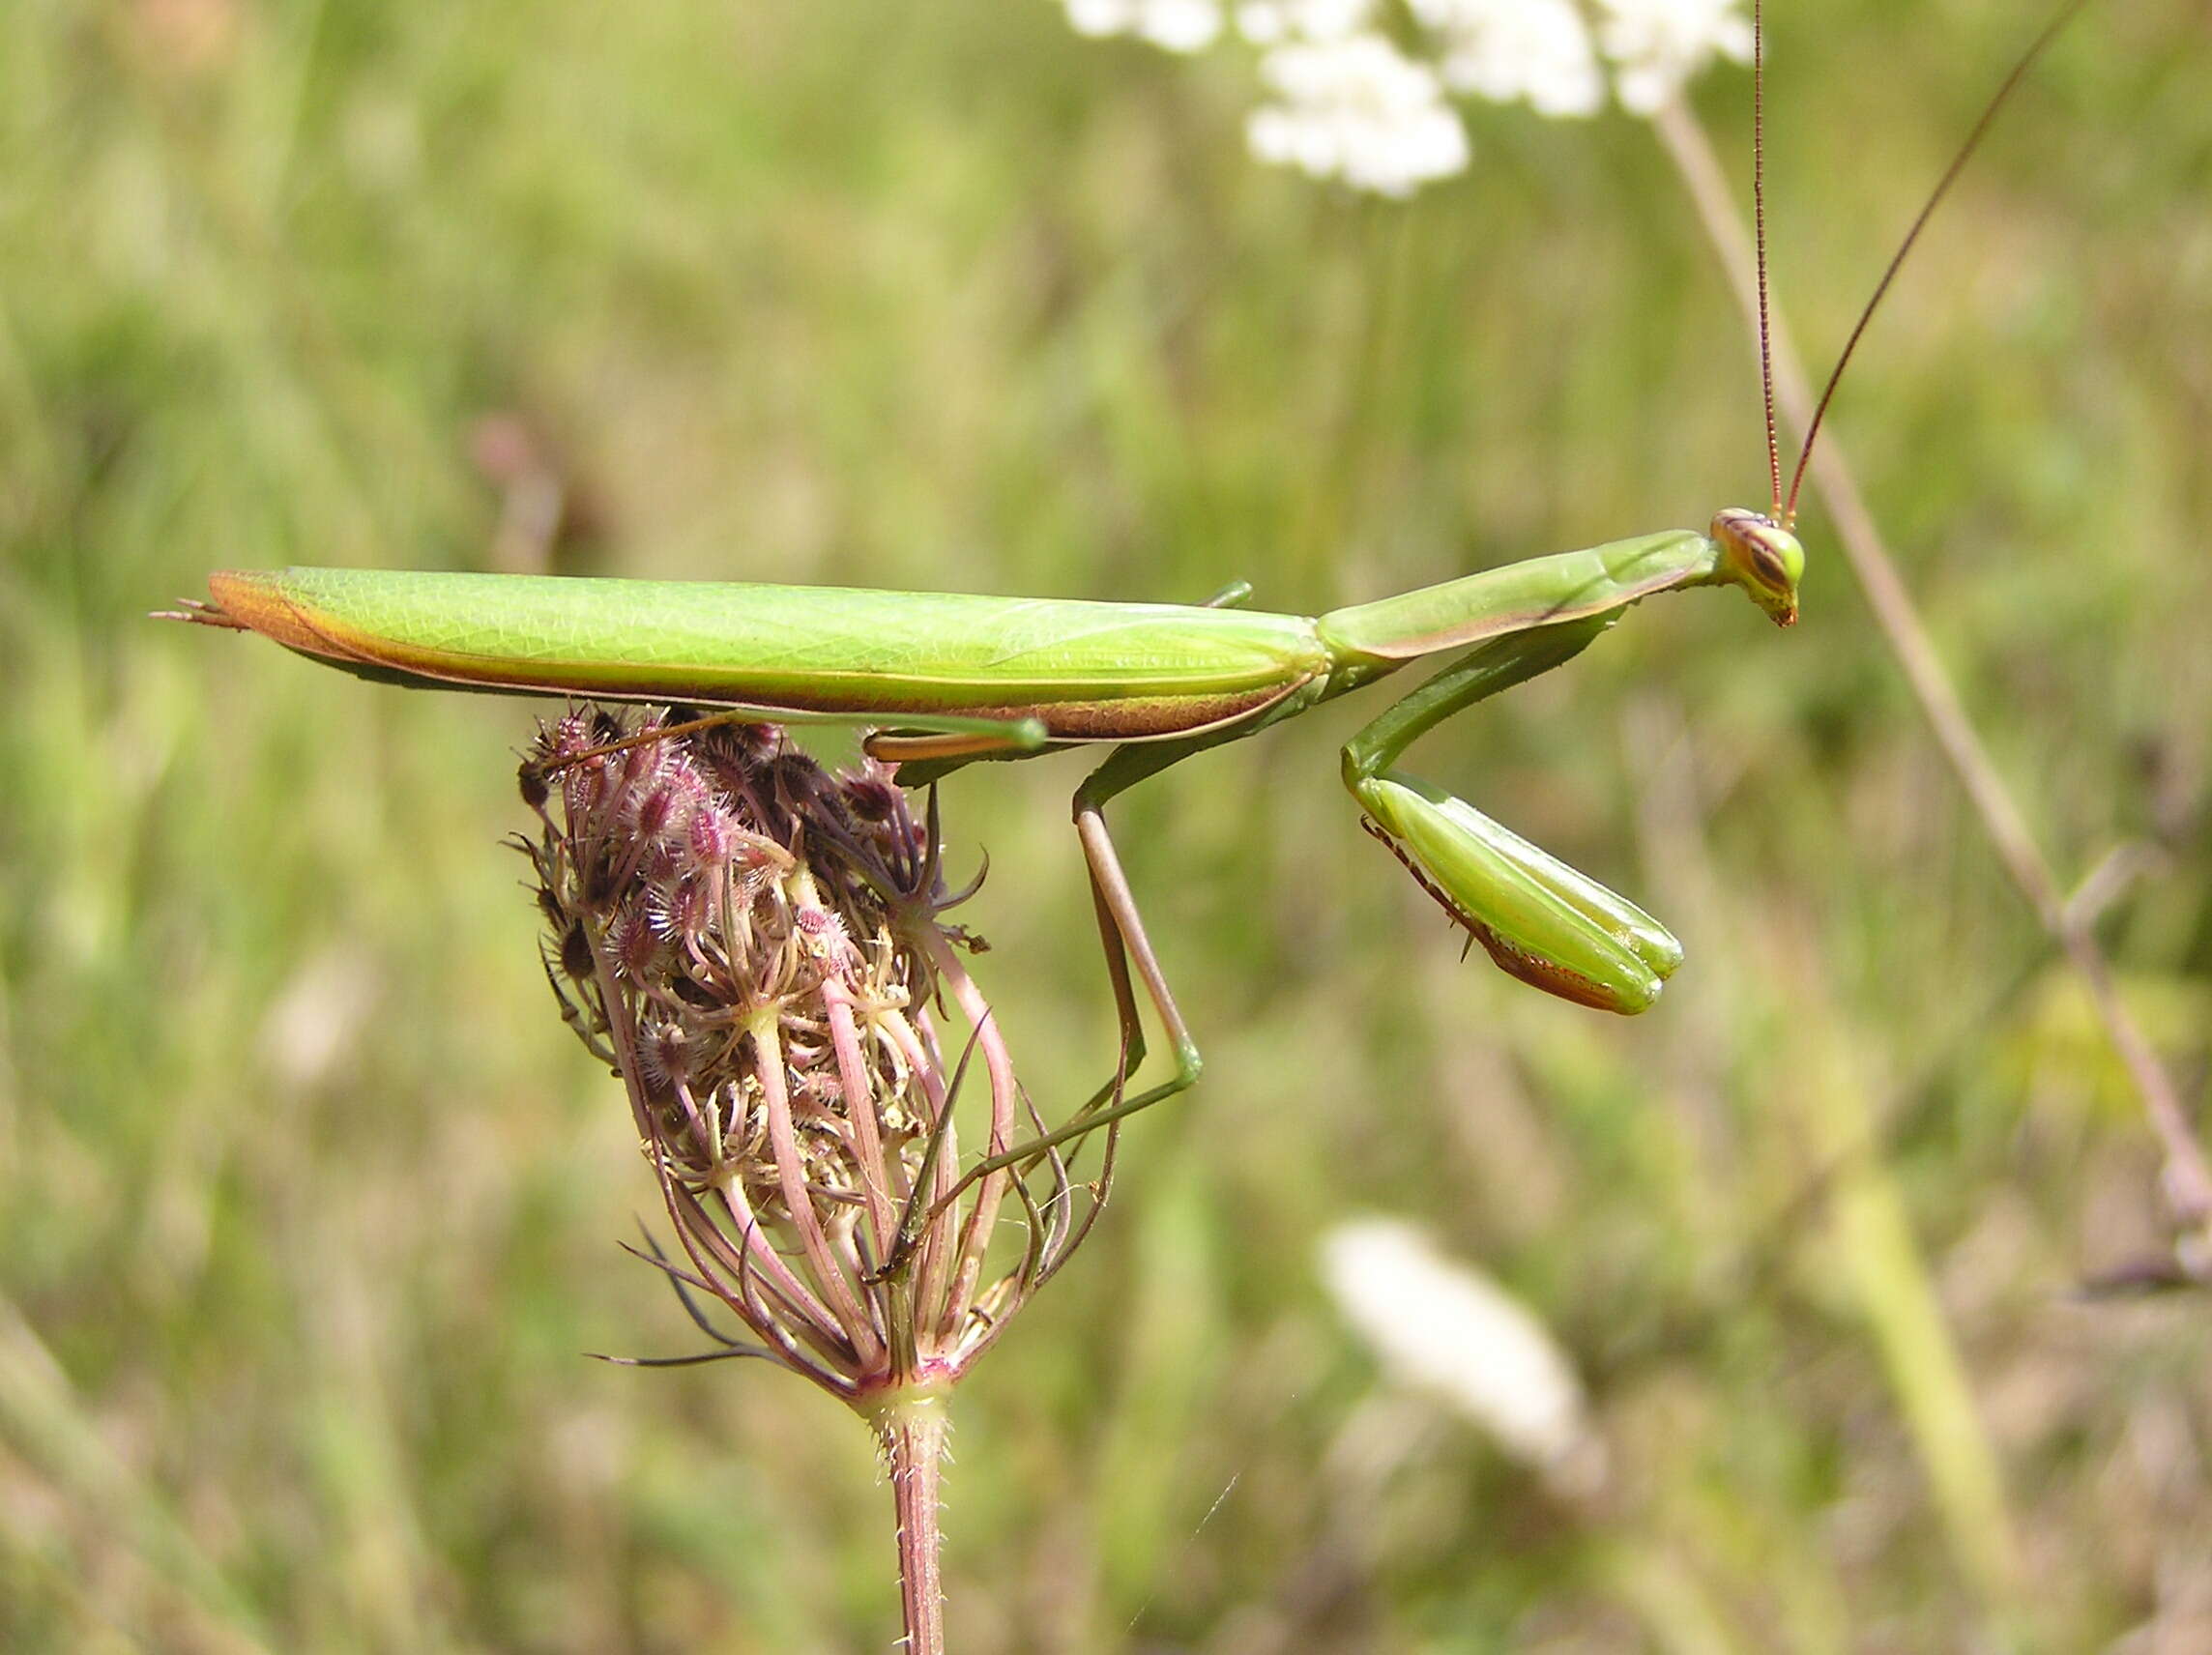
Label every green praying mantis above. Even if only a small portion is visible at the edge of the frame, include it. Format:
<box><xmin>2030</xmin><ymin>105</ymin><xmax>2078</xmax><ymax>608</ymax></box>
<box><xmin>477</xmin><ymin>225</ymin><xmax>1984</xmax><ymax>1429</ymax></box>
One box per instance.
<box><xmin>162</xmin><ymin>4</ymin><xmax>2081</xmax><ymax>1131</ymax></box>
<box><xmin>173</xmin><ymin>514</ymin><xmax>1796</xmax><ymax>1067</ymax></box>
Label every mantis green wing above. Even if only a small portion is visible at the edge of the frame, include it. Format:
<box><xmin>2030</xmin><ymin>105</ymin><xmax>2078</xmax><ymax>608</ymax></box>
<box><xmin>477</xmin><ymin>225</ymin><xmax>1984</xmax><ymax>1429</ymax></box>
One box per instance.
<box><xmin>199</xmin><ymin>566</ymin><xmax>1335</xmax><ymax>743</ymax></box>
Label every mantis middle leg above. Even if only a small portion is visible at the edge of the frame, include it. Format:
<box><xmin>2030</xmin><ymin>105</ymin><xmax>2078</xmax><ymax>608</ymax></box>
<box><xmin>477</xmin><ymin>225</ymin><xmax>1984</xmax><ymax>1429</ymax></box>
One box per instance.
<box><xmin>865</xmin><ymin>585</ymin><xmax>1278</xmax><ymax>1256</ymax></box>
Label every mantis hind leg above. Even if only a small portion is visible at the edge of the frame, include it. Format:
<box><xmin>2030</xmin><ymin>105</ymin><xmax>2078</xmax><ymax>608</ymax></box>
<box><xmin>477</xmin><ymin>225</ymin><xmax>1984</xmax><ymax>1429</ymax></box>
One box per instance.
<box><xmin>1341</xmin><ymin>615</ymin><xmax>1685</xmax><ymax>1015</ymax></box>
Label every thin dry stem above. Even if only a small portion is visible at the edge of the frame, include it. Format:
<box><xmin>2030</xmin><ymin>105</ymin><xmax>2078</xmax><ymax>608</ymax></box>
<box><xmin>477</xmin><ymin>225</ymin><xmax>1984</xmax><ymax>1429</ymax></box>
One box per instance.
<box><xmin>1651</xmin><ymin>100</ymin><xmax>2212</xmax><ymax>1243</ymax></box>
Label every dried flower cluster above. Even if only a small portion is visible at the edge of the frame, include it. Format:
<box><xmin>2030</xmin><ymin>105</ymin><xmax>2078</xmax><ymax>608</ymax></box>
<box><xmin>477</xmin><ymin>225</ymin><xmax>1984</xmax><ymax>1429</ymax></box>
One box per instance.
<box><xmin>1057</xmin><ymin>0</ymin><xmax>1755</xmax><ymax>194</ymax></box>
<box><xmin>518</xmin><ymin>709</ymin><xmax>1111</xmax><ymax>1408</ymax></box>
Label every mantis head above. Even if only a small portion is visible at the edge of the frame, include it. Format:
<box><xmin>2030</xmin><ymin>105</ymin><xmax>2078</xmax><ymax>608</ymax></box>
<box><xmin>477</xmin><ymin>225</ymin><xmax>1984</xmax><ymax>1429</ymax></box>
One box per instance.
<box><xmin>1710</xmin><ymin>508</ymin><xmax>1803</xmax><ymax>627</ymax></box>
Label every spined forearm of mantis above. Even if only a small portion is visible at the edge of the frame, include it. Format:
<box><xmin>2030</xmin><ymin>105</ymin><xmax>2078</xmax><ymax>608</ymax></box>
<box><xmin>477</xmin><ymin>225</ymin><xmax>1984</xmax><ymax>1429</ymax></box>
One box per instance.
<box><xmin>160</xmin><ymin>508</ymin><xmax>1806</xmax><ymax>1123</ymax></box>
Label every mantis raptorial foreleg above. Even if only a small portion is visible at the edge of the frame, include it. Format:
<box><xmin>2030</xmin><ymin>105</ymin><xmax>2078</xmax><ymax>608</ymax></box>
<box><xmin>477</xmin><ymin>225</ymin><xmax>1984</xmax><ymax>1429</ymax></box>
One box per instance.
<box><xmin>993</xmin><ymin>618</ymin><xmax>1689</xmax><ymax>1176</ymax></box>
<box><xmin>1343</xmin><ymin>616</ymin><xmax>1686</xmax><ymax>1014</ymax></box>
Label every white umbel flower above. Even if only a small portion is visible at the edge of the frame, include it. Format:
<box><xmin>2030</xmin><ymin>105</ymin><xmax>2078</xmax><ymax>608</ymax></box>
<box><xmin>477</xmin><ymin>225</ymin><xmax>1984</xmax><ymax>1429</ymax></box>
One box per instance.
<box><xmin>1595</xmin><ymin>0</ymin><xmax>1755</xmax><ymax>115</ymax></box>
<box><xmin>1247</xmin><ymin>34</ymin><xmax>1470</xmax><ymax>196</ymax></box>
<box><xmin>1063</xmin><ymin>0</ymin><xmax>1224</xmax><ymax>53</ymax></box>
<box><xmin>1234</xmin><ymin>0</ymin><xmax>1373</xmax><ymax>44</ymax></box>
<box><xmin>1320</xmin><ymin>1219</ymin><xmax>1604</xmax><ymax>1491</ymax></box>
<box><xmin>1407</xmin><ymin>0</ymin><xmax>1605</xmax><ymax>118</ymax></box>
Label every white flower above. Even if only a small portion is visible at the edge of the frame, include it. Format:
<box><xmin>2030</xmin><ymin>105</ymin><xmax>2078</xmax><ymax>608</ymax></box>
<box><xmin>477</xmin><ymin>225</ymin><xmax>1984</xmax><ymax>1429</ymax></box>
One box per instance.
<box><xmin>1595</xmin><ymin>0</ymin><xmax>1754</xmax><ymax>115</ymax></box>
<box><xmin>1320</xmin><ymin>1219</ymin><xmax>1604</xmax><ymax>1491</ymax></box>
<box><xmin>1406</xmin><ymin>0</ymin><xmax>1605</xmax><ymax>118</ymax></box>
<box><xmin>1246</xmin><ymin>34</ymin><xmax>1470</xmax><ymax>196</ymax></box>
<box><xmin>1062</xmin><ymin>0</ymin><xmax>1224</xmax><ymax>53</ymax></box>
<box><xmin>1234</xmin><ymin>0</ymin><xmax>1373</xmax><ymax>45</ymax></box>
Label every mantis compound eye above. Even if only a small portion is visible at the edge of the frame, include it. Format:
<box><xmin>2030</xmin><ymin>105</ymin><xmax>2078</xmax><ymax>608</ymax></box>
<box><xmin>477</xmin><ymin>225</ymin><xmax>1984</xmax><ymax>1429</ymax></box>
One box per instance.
<box><xmin>1710</xmin><ymin>508</ymin><xmax>1804</xmax><ymax>627</ymax></box>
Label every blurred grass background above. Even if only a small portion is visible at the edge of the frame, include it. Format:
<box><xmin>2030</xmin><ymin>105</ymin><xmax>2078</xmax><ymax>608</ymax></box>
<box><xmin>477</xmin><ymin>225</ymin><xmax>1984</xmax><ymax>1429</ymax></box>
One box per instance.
<box><xmin>4</xmin><ymin>0</ymin><xmax>2210</xmax><ymax>1648</ymax></box>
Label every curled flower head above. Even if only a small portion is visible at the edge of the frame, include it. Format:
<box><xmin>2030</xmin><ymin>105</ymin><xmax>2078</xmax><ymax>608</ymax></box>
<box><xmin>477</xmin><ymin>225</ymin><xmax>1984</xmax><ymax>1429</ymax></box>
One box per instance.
<box><xmin>519</xmin><ymin>710</ymin><xmax>1108</xmax><ymax>1407</ymax></box>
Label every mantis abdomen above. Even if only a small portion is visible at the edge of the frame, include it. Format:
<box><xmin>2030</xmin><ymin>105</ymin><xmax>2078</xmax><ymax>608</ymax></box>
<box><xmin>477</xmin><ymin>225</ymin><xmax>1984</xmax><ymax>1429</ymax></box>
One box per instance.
<box><xmin>205</xmin><ymin>566</ymin><xmax>1336</xmax><ymax>740</ymax></box>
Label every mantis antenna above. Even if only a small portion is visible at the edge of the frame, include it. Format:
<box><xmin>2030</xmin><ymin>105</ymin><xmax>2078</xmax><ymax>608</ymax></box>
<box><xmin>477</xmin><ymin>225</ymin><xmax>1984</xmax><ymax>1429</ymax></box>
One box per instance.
<box><xmin>1753</xmin><ymin>0</ymin><xmax>1780</xmax><ymax>521</ymax></box>
<box><xmin>1756</xmin><ymin>0</ymin><xmax>2100</xmax><ymax>530</ymax></box>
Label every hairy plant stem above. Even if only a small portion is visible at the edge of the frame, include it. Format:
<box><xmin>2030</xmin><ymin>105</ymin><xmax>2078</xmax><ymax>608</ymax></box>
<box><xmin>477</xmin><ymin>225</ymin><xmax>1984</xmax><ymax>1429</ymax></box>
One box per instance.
<box><xmin>1653</xmin><ymin>100</ymin><xmax>2212</xmax><ymax>1251</ymax></box>
<box><xmin>875</xmin><ymin>1392</ymin><xmax>952</xmax><ymax>1655</ymax></box>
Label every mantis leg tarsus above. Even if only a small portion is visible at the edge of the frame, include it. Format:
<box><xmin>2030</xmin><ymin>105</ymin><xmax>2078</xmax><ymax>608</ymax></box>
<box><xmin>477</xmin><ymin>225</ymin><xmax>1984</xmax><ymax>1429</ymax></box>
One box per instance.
<box><xmin>865</xmin><ymin>718</ymin><xmax>1050</xmax><ymax>765</ymax></box>
<box><xmin>538</xmin><ymin>704</ymin><xmax>1049</xmax><ymax>779</ymax></box>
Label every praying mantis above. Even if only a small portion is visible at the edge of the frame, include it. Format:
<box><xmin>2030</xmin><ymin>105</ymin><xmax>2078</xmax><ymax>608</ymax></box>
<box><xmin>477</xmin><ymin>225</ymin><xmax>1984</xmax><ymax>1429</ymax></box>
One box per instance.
<box><xmin>173</xmin><ymin>514</ymin><xmax>1797</xmax><ymax>1071</ymax></box>
<box><xmin>162</xmin><ymin>4</ymin><xmax>2081</xmax><ymax>1132</ymax></box>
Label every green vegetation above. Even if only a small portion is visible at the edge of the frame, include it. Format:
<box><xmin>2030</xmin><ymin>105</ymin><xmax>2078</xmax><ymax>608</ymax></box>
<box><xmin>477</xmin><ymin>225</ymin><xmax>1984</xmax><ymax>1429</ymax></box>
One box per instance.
<box><xmin>3</xmin><ymin>0</ymin><xmax>2207</xmax><ymax>1648</ymax></box>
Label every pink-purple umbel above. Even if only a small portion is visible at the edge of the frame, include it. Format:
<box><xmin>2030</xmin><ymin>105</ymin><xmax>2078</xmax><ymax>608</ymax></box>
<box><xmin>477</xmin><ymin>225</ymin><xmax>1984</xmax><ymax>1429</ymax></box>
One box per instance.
<box><xmin>517</xmin><ymin>709</ymin><xmax>1127</xmax><ymax>1645</ymax></box>
<box><xmin>518</xmin><ymin>709</ymin><xmax>1110</xmax><ymax>1406</ymax></box>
